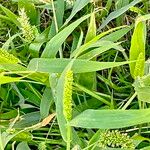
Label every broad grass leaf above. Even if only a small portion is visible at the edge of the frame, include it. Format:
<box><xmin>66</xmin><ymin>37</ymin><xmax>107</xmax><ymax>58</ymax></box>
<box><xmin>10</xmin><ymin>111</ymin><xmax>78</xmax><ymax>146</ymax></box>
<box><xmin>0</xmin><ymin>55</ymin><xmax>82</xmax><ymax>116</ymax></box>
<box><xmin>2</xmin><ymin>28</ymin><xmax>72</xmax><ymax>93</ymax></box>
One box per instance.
<box><xmin>129</xmin><ymin>21</ymin><xmax>146</xmax><ymax>79</ymax></box>
<box><xmin>98</xmin><ymin>0</ymin><xmax>141</xmax><ymax>30</ymax></box>
<box><xmin>40</xmin><ymin>87</ymin><xmax>53</xmax><ymax>119</ymax></box>
<box><xmin>133</xmin><ymin>75</ymin><xmax>150</xmax><ymax>103</ymax></box>
<box><xmin>41</xmin><ymin>14</ymin><xmax>90</xmax><ymax>58</ymax></box>
<box><xmin>100</xmin><ymin>26</ymin><xmax>132</xmax><ymax>42</ymax></box>
<box><xmin>0</xmin><ymin>64</ymin><xmax>26</xmax><ymax>72</ymax></box>
<box><xmin>70</xmin><ymin>109</ymin><xmax>150</xmax><ymax>129</ymax></box>
<box><xmin>27</xmin><ymin>58</ymin><xmax>129</xmax><ymax>73</ymax></box>
<box><xmin>14</xmin><ymin>112</ymin><xmax>41</xmax><ymax>128</ymax></box>
<box><xmin>0</xmin><ymin>110</ymin><xmax>18</xmax><ymax>120</ymax></box>
<box><xmin>16</xmin><ymin>142</ymin><xmax>30</xmax><ymax>150</ymax></box>
<box><xmin>0</xmin><ymin>75</ymin><xmax>23</xmax><ymax>85</ymax></box>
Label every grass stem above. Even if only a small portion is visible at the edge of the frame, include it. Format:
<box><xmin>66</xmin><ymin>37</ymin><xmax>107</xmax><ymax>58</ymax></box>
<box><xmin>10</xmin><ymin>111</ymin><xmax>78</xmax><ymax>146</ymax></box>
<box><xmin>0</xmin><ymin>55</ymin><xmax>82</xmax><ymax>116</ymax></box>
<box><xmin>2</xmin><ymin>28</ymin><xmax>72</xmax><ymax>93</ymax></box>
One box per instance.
<box><xmin>122</xmin><ymin>92</ymin><xmax>137</xmax><ymax>110</ymax></box>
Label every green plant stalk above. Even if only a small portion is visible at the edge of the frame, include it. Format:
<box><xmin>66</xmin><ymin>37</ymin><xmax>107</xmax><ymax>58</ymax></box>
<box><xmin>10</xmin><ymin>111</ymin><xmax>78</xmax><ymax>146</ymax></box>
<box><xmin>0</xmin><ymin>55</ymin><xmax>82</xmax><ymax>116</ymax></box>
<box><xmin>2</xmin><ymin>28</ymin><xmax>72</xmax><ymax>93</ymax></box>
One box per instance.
<box><xmin>66</xmin><ymin>122</ymin><xmax>71</xmax><ymax>150</ymax></box>
<box><xmin>122</xmin><ymin>92</ymin><xmax>137</xmax><ymax>110</ymax></box>
<box><xmin>0</xmin><ymin>131</ymin><xmax>4</xmax><ymax>150</ymax></box>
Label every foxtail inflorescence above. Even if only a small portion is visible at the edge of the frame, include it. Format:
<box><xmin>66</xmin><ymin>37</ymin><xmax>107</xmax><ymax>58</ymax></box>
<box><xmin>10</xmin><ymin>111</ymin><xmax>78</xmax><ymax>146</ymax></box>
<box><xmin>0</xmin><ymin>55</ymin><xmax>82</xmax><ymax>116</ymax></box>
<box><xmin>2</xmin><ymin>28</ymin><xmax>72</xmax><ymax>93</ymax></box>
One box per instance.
<box><xmin>98</xmin><ymin>130</ymin><xmax>135</xmax><ymax>149</ymax></box>
<box><xmin>18</xmin><ymin>8</ymin><xmax>36</xmax><ymax>43</ymax></box>
<box><xmin>0</xmin><ymin>48</ymin><xmax>20</xmax><ymax>64</ymax></box>
<box><xmin>63</xmin><ymin>70</ymin><xmax>73</xmax><ymax>121</ymax></box>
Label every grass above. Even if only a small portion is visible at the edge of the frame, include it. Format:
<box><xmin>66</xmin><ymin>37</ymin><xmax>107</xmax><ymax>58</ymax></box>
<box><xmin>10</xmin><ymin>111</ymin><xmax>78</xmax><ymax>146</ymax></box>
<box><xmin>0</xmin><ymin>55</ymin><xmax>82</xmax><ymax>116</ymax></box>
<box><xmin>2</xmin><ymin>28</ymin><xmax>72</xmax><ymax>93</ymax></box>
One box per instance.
<box><xmin>0</xmin><ymin>0</ymin><xmax>150</xmax><ymax>149</ymax></box>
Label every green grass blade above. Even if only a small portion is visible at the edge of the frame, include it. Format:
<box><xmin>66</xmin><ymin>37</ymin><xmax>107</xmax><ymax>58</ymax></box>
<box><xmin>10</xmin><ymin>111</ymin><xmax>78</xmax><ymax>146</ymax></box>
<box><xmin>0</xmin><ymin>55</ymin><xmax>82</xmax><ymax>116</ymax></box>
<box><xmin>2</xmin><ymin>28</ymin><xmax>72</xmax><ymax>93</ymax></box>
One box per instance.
<box><xmin>79</xmin><ymin>42</ymin><xmax>122</xmax><ymax>60</ymax></box>
<box><xmin>70</xmin><ymin>108</ymin><xmax>150</xmax><ymax>129</ymax></box>
<box><xmin>129</xmin><ymin>21</ymin><xmax>146</xmax><ymax>79</ymax></box>
<box><xmin>98</xmin><ymin>0</ymin><xmax>141</xmax><ymax>30</ymax></box>
<box><xmin>41</xmin><ymin>14</ymin><xmax>90</xmax><ymax>58</ymax></box>
<box><xmin>71</xmin><ymin>26</ymin><xmax>127</xmax><ymax>58</ymax></box>
<box><xmin>64</xmin><ymin>0</ymin><xmax>91</xmax><ymax>25</ymax></box>
<box><xmin>40</xmin><ymin>87</ymin><xmax>53</xmax><ymax>119</ymax></box>
<box><xmin>27</xmin><ymin>58</ymin><xmax>129</xmax><ymax>73</ymax></box>
<box><xmin>0</xmin><ymin>4</ymin><xmax>20</xmax><ymax>27</ymax></box>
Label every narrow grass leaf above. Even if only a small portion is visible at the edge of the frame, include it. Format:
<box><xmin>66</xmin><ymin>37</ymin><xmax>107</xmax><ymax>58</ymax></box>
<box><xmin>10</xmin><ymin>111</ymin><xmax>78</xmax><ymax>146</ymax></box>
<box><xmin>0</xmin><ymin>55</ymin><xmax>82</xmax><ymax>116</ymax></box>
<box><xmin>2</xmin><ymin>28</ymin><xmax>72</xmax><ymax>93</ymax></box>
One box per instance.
<box><xmin>70</xmin><ymin>109</ymin><xmax>150</xmax><ymax>129</ymax></box>
<box><xmin>48</xmin><ymin>0</ymin><xmax>64</xmax><ymax>39</ymax></box>
<box><xmin>0</xmin><ymin>75</ymin><xmax>23</xmax><ymax>85</ymax></box>
<box><xmin>40</xmin><ymin>87</ymin><xmax>53</xmax><ymax>119</ymax></box>
<box><xmin>98</xmin><ymin>0</ymin><xmax>141</xmax><ymax>30</ymax></box>
<box><xmin>0</xmin><ymin>4</ymin><xmax>20</xmax><ymax>27</ymax></box>
<box><xmin>41</xmin><ymin>14</ymin><xmax>90</xmax><ymax>58</ymax></box>
<box><xmin>100</xmin><ymin>26</ymin><xmax>132</xmax><ymax>42</ymax></box>
<box><xmin>79</xmin><ymin>42</ymin><xmax>122</xmax><ymax>60</ymax></box>
<box><xmin>80</xmin><ymin>12</ymin><xmax>97</xmax><ymax>90</ymax></box>
<box><xmin>85</xmin><ymin>12</ymin><xmax>96</xmax><ymax>43</ymax></box>
<box><xmin>64</xmin><ymin>0</ymin><xmax>91</xmax><ymax>25</ymax></box>
<box><xmin>71</xmin><ymin>26</ymin><xmax>127</xmax><ymax>58</ymax></box>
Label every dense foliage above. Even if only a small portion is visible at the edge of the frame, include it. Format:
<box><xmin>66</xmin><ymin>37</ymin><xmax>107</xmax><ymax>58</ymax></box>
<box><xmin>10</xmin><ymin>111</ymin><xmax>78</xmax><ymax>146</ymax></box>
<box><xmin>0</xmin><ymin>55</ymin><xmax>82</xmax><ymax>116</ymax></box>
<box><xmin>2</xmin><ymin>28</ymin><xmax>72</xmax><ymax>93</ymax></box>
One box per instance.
<box><xmin>0</xmin><ymin>0</ymin><xmax>150</xmax><ymax>149</ymax></box>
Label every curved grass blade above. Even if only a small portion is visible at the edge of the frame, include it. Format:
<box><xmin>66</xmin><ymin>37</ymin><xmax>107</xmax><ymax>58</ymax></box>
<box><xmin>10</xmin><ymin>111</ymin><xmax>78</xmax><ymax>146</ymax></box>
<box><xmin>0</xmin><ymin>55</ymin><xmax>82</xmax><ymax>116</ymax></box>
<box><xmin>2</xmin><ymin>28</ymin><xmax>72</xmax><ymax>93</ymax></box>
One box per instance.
<box><xmin>27</xmin><ymin>58</ymin><xmax>130</xmax><ymax>73</ymax></box>
<box><xmin>64</xmin><ymin>0</ymin><xmax>91</xmax><ymax>25</ymax></box>
<box><xmin>98</xmin><ymin>0</ymin><xmax>141</xmax><ymax>30</ymax></box>
<box><xmin>41</xmin><ymin>14</ymin><xmax>90</xmax><ymax>58</ymax></box>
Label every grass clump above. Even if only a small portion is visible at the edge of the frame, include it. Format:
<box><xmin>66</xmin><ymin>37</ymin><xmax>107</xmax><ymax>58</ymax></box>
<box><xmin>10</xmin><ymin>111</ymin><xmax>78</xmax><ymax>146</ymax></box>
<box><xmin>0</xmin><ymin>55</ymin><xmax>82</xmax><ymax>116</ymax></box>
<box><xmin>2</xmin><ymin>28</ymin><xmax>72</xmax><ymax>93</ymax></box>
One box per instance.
<box><xmin>0</xmin><ymin>0</ymin><xmax>150</xmax><ymax>150</ymax></box>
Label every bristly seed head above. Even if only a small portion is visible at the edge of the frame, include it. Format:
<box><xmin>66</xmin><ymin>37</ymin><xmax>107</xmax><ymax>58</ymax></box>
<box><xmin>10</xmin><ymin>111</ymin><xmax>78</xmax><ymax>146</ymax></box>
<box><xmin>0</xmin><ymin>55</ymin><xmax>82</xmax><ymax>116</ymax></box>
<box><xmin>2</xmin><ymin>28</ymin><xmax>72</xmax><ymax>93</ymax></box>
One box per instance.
<box><xmin>63</xmin><ymin>70</ymin><xmax>73</xmax><ymax>121</ymax></box>
<box><xmin>18</xmin><ymin>8</ymin><xmax>36</xmax><ymax>43</ymax></box>
<box><xmin>99</xmin><ymin>130</ymin><xmax>135</xmax><ymax>149</ymax></box>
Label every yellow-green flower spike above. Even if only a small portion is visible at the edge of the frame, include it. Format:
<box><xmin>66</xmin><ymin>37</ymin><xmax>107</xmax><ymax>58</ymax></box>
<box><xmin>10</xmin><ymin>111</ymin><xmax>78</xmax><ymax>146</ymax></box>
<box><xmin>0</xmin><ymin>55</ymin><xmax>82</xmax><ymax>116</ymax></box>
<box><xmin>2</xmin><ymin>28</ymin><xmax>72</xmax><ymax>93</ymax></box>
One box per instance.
<box><xmin>18</xmin><ymin>8</ymin><xmax>35</xmax><ymax>42</ymax></box>
<box><xmin>99</xmin><ymin>130</ymin><xmax>135</xmax><ymax>149</ymax></box>
<box><xmin>63</xmin><ymin>70</ymin><xmax>73</xmax><ymax>121</ymax></box>
<box><xmin>0</xmin><ymin>48</ymin><xmax>20</xmax><ymax>64</ymax></box>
